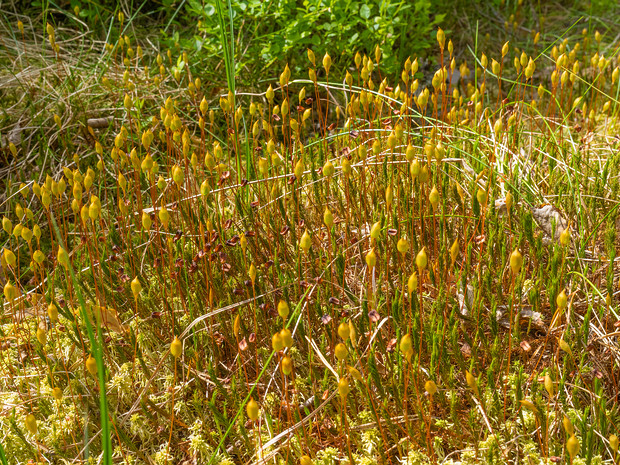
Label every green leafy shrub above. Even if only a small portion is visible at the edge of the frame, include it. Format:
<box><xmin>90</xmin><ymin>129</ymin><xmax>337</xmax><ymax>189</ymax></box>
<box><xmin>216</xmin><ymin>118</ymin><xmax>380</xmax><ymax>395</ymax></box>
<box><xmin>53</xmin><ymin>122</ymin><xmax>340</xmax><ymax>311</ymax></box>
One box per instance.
<box><xmin>185</xmin><ymin>0</ymin><xmax>445</xmax><ymax>76</ymax></box>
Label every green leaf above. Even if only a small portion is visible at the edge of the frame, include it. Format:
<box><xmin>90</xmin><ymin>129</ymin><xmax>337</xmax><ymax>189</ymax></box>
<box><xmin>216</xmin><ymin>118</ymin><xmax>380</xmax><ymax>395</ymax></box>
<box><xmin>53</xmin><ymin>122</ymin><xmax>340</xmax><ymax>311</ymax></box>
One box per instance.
<box><xmin>360</xmin><ymin>4</ymin><xmax>371</xmax><ymax>19</ymax></box>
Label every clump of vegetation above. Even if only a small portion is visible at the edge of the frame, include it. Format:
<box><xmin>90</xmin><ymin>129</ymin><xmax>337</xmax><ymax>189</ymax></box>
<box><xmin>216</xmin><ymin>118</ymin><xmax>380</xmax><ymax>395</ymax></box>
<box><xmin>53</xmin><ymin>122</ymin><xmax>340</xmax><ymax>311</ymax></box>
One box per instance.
<box><xmin>1</xmin><ymin>3</ymin><xmax>620</xmax><ymax>465</ymax></box>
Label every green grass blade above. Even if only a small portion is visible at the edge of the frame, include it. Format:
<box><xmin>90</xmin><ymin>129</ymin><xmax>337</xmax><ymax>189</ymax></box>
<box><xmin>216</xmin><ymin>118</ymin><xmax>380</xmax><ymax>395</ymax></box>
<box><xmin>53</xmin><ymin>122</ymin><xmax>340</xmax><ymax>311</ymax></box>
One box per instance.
<box><xmin>50</xmin><ymin>213</ymin><xmax>112</xmax><ymax>465</ymax></box>
<box><xmin>0</xmin><ymin>441</ymin><xmax>7</xmax><ymax>465</ymax></box>
<box><xmin>215</xmin><ymin>0</ymin><xmax>243</xmax><ymax>183</ymax></box>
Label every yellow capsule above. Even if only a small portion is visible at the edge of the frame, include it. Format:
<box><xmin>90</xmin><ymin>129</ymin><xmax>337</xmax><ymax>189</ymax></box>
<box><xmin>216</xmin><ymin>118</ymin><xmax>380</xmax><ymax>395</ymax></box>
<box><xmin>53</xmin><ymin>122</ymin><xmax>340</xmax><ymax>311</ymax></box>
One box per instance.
<box><xmin>141</xmin><ymin>212</ymin><xmax>152</xmax><ymax>231</ymax></box>
<box><xmin>282</xmin><ymin>355</ymin><xmax>293</xmax><ymax>376</ymax></box>
<box><xmin>141</xmin><ymin>154</ymin><xmax>154</xmax><ymax>172</ymax></box>
<box><xmin>131</xmin><ymin>277</ymin><xmax>142</xmax><ymax>299</ymax></box>
<box><xmin>52</xmin><ymin>387</ymin><xmax>63</xmax><ymax>401</ymax></box>
<box><xmin>510</xmin><ymin>249</ymin><xmax>523</xmax><ymax>275</ymax></box>
<box><xmin>341</xmin><ymin>158</ymin><xmax>351</xmax><ymax>176</ymax></box>
<box><xmin>348</xmin><ymin>321</ymin><xmax>357</xmax><ymax>347</ymax></box>
<box><xmin>80</xmin><ymin>206</ymin><xmax>89</xmax><ymax>223</ymax></box>
<box><xmin>405</xmin><ymin>144</ymin><xmax>415</xmax><ymax>162</ymax></box>
<box><xmin>610</xmin><ymin>434</ymin><xmax>618</xmax><ymax>452</ymax></box>
<box><xmin>360</xmin><ymin>144</ymin><xmax>369</xmax><ymax>158</ymax></box>
<box><xmin>294</xmin><ymin>159</ymin><xmax>304</xmax><ymax>180</ymax></box>
<box><xmin>338</xmin><ymin>322</ymin><xmax>350</xmax><ymax>340</ymax></box>
<box><xmin>257</xmin><ymin>157</ymin><xmax>269</xmax><ymax>176</ymax></box>
<box><xmin>567</xmin><ymin>435</ymin><xmax>579</xmax><ymax>460</ymax></box>
<box><xmin>397</xmin><ymin>237</ymin><xmax>409</xmax><ymax>254</ymax></box>
<box><xmin>410</xmin><ymin>159</ymin><xmax>420</xmax><ymax>179</ymax></box>
<box><xmin>299</xmin><ymin>230</ymin><xmax>311</xmax><ymax>253</ymax></box>
<box><xmin>338</xmin><ymin>378</ymin><xmax>350</xmax><ymax>397</ymax></box>
<box><xmin>22</xmin><ymin>226</ymin><xmax>33</xmax><ymax>243</ymax></box>
<box><xmin>278</xmin><ymin>300</ymin><xmax>290</xmax><ymax>319</ymax></box>
<box><xmin>435</xmin><ymin>141</ymin><xmax>445</xmax><ymax>162</ymax></box>
<box><xmin>429</xmin><ymin>186</ymin><xmax>440</xmax><ymax>210</ymax></box>
<box><xmin>450</xmin><ymin>239</ymin><xmax>459</xmax><ymax>264</ymax></box>
<box><xmin>322</xmin><ymin>52</ymin><xmax>332</xmax><ymax>73</ymax></box>
<box><xmin>416</xmin><ymin>247</ymin><xmax>428</xmax><ymax>271</ymax></box>
<box><xmin>425</xmin><ymin>380</ymin><xmax>438</xmax><ymax>396</ymax></box>
<box><xmin>476</xmin><ymin>187</ymin><xmax>487</xmax><ymax>207</ymax></box>
<box><xmin>2</xmin><ymin>217</ymin><xmax>13</xmax><ymax>234</ymax></box>
<box><xmin>246</xmin><ymin>264</ymin><xmax>256</xmax><ymax>286</ymax></box>
<box><xmin>88</xmin><ymin>202</ymin><xmax>100</xmax><ymax>221</ymax></box>
<box><xmin>365</xmin><ymin>248</ymin><xmax>377</xmax><ymax>269</ymax></box>
<box><xmin>437</xmin><ymin>28</ymin><xmax>445</xmax><ymax>48</ymax></box>
<box><xmin>385</xmin><ymin>185</ymin><xmax>393</xmax><ymax>209</ymax></box>
<box><xmin>466</xmin><ymin>370</ymin><xmax>479</xmax><ymax>397</ymax></box>
<box><xmin>172</xmin><ymin>165</ymin><xmax>184</xmax><ymax>185</ymax></box>
<box><xmin>36</xmin><ymin>327</ymin><xmax>47</xmax><ymax>345</ymax></box>
<box><xmin>559</xmin><ymin>338</ymin><xmax>572</xmax><ymax>357</ymax></box>
<box><xmin>560</xmin><ymin>227</ymin><xmax>571</xmax><ymax>246</ymax></box>
<box><xmin>563</xmin><ymin>415</ymin><xmax>574</xmax><ymax>435</ymax></box>
<box><xmin>21</xmin><ymin>227</ymin><xmax>33</xmax><ymax>243</ymax></box>
<box><xmin>42</xmin><ymin>190</ymin><xmax>52</xmax><ymax>209</ymax></box>
<box><xmin>247</xmin><ymin>397</ymin><xmax>259</xmax><ymax>421</ymax></box>
<box><xmin>370</xmin><ymin>221</ymin><xmax>381</xmax><ymax>240</ymax></box>
<box><xmin>86</xmin><ymin>354</ymin><xmax>98</xmax><ymax>376</ymax></box>
<box><xmin>170</xmin><ymin>337</ymin><xmax>183</xmax><ymax>358</ymax></box>
<box><xmin>323</xmin><ymin>160</ymin><xmax>335</xmax><ymax>177</ymax></box>
<box><xmin>280</xmin><ymin>98</ymin><xmax>289</xmax><ymax>115</ymax></box>
<box><xmin>407</xmin><ymin>272</ymin><xmax>418</xmax><ymax>294</ymax></box>
<box><xmin>117</xmin><ymin>173</ymin><xmax>128</xmax><ymax>192</ymax></box>
<box><xmin>280</xmin><ymin>328</ymin><xmax>293</xmax><ymax>348</ymax></box>
<box><xmin>400</xmin><ymin>334</ymin><xmax>413</xmax><ymax>354</ymax></box>
<box><xmin>25</xmin><ymin>413</ymin><xmax>37</xmax><ymax>435</ymax></box>
<box><xmin>387</xmin><ymin>133</ymin><xmax>397</xmax><ymax>150</ymax></box>
<box><xmin>323</xmin><ymin>208</ymin><xmax>334</xmax><ymax>228</ymax></box>
<box><xmin>48</xmin><ymin>303</ymin><xmax>58</xmax><ymax>322</ymax></box>
<box><xmin>230</xmin><ymin>315</ymin><xmax>240</xmax><ymax>341</ymax></box>
<box><xmin>347</xmin><ymin>365</ymin><xmax>363</xmax><ymax>381</ymax></box>
<box><xmin>57</xmin><ymin>247</ymin><xmax>70</xmax><ymax>267</ymax></box>
<box><xmin>423</xmin><ymin>141</ymin><xmax>434</xmax><ymax>159</ymax></box>
<box><xmin>4</xmin><ymin>249</ymin><xmax>16</xmax><ymax>267</ymax></box>
<box><xmin>266</xmin><ymin>84</ymin><xmax>274</xmax><ymax>103</ymax></box>
<box><xmin>544</xmin><ymin>373</ymin><xmax>554</xmax><ymax>397</ymax></box>
<box><xmin>159</xmin><ymin>206</ymin><xmax>170</xmax><ymax>228</ymax></box>
<box><xmin>520</xmin><ymin>399</ymin><xmax>538</xmax><ymax>414</ymax></box>
<box><xmin>272</xmin><ymin>332</ymin><xmax>284</xmax><ymax>352</ymax></box>
<box><xmin>557</xmin><ymin>290</ymin><xmax>568</xmax><ymax>309</ymax></box>
<box><xmin>491</xmin><ymin>59</ymin><xmax>500</xmax><ymax>76</ymax></box>
<box><xmin>334</xmin><ymin>343</ymin><xmax>348</xmax><ymax>361</ymax></box>
<box><xmin>123</xmin><ymin>93</ymin><xmax>132</xmax><ymax>110</ymax></box>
